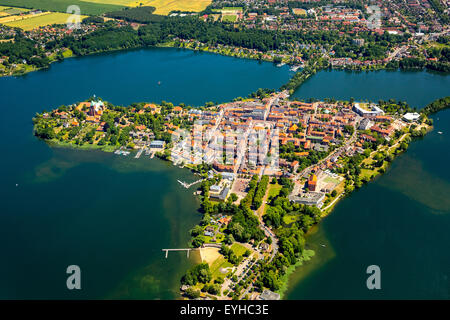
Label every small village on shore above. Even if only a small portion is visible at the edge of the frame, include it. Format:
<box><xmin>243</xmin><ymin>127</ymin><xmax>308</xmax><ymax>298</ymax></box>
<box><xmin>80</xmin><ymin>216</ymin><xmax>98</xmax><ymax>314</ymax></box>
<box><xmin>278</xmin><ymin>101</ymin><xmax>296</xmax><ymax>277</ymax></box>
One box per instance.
<box><xmin>32</xmin><ymin>88</ymin><xmax>442</xmax><ymax>300</ymax></box>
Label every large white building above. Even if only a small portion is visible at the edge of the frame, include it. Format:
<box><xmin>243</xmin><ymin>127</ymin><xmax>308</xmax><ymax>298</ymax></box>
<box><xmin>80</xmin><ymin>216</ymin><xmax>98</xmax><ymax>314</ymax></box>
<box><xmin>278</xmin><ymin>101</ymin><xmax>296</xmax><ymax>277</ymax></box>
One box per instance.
<box><xmin>403</xmin><ymin>112</ymin><xmax>421</xmax><ymax>122</ymax></box>
<box><xmin>353</xmin><ymin>103</ymin><xmax>384</xmax><ymax>117</ymax></box>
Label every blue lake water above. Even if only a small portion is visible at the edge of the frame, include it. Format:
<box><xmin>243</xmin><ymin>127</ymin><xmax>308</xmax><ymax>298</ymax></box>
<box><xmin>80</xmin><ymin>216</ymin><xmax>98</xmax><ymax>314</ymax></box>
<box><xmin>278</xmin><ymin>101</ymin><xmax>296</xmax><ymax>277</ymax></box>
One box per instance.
<box><xmin>0</xmin><ymin>47</ymin><xmax>448</xmax><ymax>299</ymax></box>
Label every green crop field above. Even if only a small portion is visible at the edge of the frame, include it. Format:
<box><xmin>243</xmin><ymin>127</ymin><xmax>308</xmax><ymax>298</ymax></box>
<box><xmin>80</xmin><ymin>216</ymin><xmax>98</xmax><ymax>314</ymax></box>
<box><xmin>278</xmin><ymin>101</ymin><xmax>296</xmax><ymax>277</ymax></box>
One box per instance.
<box><xmin>0</xmin><ymin>0</ymin><xmax>125</xmax><ymax>16</ymax></box>
<box><xmin>3</xmin><ymin>7</ymin><xmax>29</xmax><ymax>14</ymax></box>
<box><xmin>4</xmin><ymin>12</ymin><xmax>87</xmax><ymax>30</ymax></box>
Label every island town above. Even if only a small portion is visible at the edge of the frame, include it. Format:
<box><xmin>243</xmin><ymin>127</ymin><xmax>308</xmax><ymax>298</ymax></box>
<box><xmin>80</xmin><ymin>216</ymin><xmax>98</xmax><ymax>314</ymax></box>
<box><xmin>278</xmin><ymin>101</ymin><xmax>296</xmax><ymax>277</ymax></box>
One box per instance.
<box><xmin>33</xmin><ymin>89</ymin><xmax>447</xmax><ymax>300</ymax></box>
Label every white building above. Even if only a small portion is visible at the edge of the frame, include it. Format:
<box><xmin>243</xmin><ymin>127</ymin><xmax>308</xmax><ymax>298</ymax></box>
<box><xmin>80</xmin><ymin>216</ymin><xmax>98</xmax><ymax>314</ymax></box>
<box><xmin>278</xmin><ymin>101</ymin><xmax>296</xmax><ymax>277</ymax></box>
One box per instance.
<box><xmin>353</xmin><ymin>103</ymin><xmax>384</xmax><ymax>117</ymax></box>
<box><xmin>403</xmin><ymin>112</ymin><xmax>421</xmax><ymax>122</ymax></box>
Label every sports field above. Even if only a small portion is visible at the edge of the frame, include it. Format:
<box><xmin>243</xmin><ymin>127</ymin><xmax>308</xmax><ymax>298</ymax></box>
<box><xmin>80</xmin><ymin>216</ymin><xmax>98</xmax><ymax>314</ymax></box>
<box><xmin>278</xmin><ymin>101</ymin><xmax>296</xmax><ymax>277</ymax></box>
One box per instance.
<box><xmin>4</xmin><ymin>12</ymin><xmax>87</xmax><ymax>30</ymax></box>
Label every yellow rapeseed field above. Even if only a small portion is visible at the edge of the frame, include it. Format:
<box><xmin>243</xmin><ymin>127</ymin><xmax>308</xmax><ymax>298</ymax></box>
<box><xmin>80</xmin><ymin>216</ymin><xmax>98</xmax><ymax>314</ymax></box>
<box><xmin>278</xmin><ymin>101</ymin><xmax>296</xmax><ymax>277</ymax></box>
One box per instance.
<box><xmin>138</xmin><ymin>0</ymin><xmax>212</xmax><ymax>15</ymax></box>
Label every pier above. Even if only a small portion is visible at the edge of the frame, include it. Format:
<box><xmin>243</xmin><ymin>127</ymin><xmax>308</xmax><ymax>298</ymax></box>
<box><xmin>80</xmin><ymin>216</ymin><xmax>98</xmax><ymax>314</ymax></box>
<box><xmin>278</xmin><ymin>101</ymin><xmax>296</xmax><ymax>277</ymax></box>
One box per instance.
<box><xmin>177</xmin><ymin>179</ymin><xmax>204</xmax><ymax>189</ymax></box>
<box><xmin>162</xmin><ymin>248</ymin><xmax>196</xmax><ymax>258</ymax></box>
<box><xmin>134</xmin><ymin>147</ymin><xmax>145</xmax><ymax>159</ymax></box>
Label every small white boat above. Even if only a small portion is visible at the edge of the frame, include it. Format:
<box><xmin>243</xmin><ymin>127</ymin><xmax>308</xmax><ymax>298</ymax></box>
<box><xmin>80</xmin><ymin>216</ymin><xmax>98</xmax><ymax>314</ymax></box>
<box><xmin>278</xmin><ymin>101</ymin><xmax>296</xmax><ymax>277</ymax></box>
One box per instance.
<box><xmin>276</xmin><ymin>62</ymin><xmax>286</xmax><ymax>67</ymax></box>
<box><xmin>320</xmin><ymin>244</ymin><xmax>326</xmax><ymax>247</ymax></box>
<box><xmin>438</xmin><ymin>131</ymin><xmax>443</xmax><ymax>134</ymax></box>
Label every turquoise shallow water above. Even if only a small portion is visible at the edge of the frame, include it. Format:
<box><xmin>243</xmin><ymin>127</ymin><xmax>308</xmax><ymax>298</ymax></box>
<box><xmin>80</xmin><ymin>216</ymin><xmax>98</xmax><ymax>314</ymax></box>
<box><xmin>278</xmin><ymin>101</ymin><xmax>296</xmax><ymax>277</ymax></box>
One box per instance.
<box><xmin>0</xmin><ymin>47</ymin><xmax>448</xmax><ymax>299</ymax></box>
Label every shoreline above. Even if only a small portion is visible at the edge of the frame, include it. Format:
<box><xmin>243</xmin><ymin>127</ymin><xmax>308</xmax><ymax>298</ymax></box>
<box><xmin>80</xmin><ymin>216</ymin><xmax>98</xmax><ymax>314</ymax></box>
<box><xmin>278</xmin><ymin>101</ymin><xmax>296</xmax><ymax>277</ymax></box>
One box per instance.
<box><xmin>31</xmin><ymin>77</ymin><xmax>449</xmax><ymax>301</ymax></box>
<box><xmin>279</xmin><ymin>121</ymin><xmax>443</xmax><ymax>299</ymax></box>
<box><xmin>2</xmin><ymin>41</ymin><xmax>449</xmax><ymax>80</ymax></box>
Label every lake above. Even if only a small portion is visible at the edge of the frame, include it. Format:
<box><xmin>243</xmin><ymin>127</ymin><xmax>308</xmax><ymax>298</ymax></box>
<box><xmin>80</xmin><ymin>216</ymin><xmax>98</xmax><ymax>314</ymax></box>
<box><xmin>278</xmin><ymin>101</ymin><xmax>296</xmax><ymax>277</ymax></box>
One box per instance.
<box><xmin>0</xmin><ymin>47</ymin><xmax>291</xmax><ymax>299</ymax></box>
<box><xmin>287</xmin><ymin>69</ymin><xmax>450</xmax><ymax>299</ymax></box>
<box><xmin>0</xmin><ymin>47</ymin><xmax>448</xmax><ymax>299</ymax></box>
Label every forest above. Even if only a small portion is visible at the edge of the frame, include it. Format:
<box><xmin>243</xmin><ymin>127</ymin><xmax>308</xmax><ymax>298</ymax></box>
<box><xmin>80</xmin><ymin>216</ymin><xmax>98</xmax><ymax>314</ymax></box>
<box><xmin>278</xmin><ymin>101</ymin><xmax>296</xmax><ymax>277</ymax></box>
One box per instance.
<box><xmin>420</xmin><ymin>96</ymin><xmax>450</xmax><ymax>116</ymax></box>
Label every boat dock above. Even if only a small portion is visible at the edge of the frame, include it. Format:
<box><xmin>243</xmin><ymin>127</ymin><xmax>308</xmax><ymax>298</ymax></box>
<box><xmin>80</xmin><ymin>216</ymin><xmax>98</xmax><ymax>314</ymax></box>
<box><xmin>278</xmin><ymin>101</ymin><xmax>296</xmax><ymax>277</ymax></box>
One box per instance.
<box><xmin>177</xmin><ymin>179</ymin><xmax>204</xmax><ymax>189</ymax></box>
<box><xmin>135</xmin><ymin>147</ymin><xmax>145</xmax><ymax>159</ymax></box>
<box><xmin>162</xmin><ymin>248</ymin><xmax>197</xmax><ymax>258</ymax></box>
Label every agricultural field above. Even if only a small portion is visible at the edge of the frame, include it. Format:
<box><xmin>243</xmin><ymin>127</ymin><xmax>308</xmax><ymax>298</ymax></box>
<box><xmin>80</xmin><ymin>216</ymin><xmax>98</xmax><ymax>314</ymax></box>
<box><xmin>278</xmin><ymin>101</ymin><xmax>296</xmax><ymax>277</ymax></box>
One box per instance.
<box><xmin>81</xmin><ymin>0</ymin><xmax>136</xmax><ymax>5</ymax></box>
<box><xmin>0</xmin><ymin>11</ymin><xmax>44</xmax><ymax>24</ymax></box>
<box><xmin>142</xmin><ymin>0</ymin><xmax>212</xmax><ymax>15</ymax></box>
<box><xmin>0</xmin><ymin>1</ymin><xmax>125</xmax><ymax>16</ymax></box>
<box><xmin>3</xmin><ymin>7</ymin><xmax>30</xmax><ymax>14</ymax></box>
<box><xmin>3</xmin><ymin>12</ymin><xmax>87</xmax><ymax>30</ymax></box>
<box><xmin>0</xmin><ymin>6</ymin><xmax>29</xmax><ymax>17</ymax></box>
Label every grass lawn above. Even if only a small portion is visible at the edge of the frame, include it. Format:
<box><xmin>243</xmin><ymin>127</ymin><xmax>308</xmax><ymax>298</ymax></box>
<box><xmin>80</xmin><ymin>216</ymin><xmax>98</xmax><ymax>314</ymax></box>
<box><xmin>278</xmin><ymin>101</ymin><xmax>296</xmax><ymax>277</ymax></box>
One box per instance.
<box><xmin>283</xmin><ymin>214</ymin><xmax>299</xmax><ymax>225</ymax></box>
<box><xmin>62</xmin><ymin>48</ymin><xmax>73</xmax><ymax>58</ymax></box>
<box><xmin>222</xmin><ymin>14</ymin><xmax>237</xmax><ymax>22</ymax></box>
<box><xmin>263</xmin><ymin>183</ymin><xmax>282</xmax><ymax>215</ymax></box>
<box><xmin>323</xmin><ymin>175</ymin><xmax>340</xmax><ymax>185</ymax></box>
<box><xmin>362</xmin><ymin>156</ymin><xmax>375</xmax><ymax>165</ymax></box>
<box><xmin>142</xmin><ymin>0</ymin><xmax>212</xmax><ymax>15</ymax></box>
<box><xmin>268</xmin><ymin>183</ymin><xmax>282</xmax><ymax>198</ymax></box>
<box><xmin>360</xmin><ymin>168</ymin><xmax>378</xmax><ymax>180</ymax></box>
<box><xmin>210</xmin><ymin>255</ymin><xmax>232</xmax><ymax>280</ymax></box>
<box><xmin>425</xmin><ymin>41</ymin><xmax>449</xmax><ymax>50</ymax></box>
<box><xmin>230</xmin><ymin>243</ymin><xmax>247</xmax><ymax>257</ymax></box>
<box><xmin>334</xmin><ymin>181</ymin><xmax>345</xmax><ymax>194</ymax></box>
